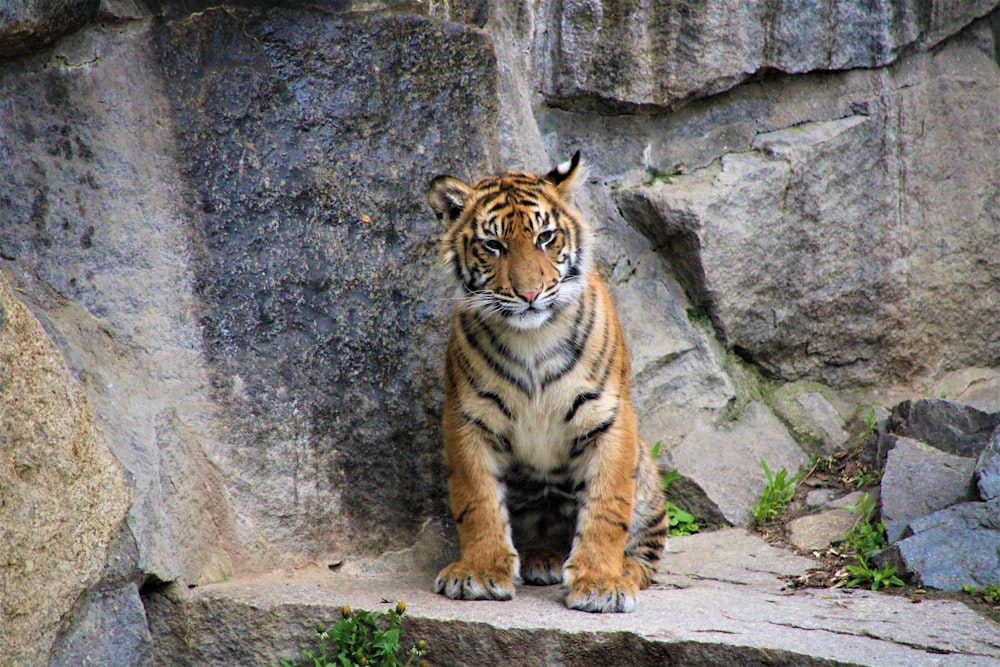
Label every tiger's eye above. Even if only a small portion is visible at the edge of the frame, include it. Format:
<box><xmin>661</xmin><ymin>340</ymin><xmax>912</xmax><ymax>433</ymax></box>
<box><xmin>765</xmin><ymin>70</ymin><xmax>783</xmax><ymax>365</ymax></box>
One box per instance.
<box><xmin>536</xmin><ymin>229</ymin><xmax>555</xmax><ymax>247</ymax></box>
<box><xmin>481</xmin><ymin>238</ymin><xmax>504</xmax><ymax>254</ymax></box>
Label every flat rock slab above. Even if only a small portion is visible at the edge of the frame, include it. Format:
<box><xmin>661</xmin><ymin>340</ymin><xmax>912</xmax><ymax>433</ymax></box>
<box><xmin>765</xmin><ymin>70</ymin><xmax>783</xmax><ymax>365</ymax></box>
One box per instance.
<box><xmin>144</xmin><ymin>530</ymin><xmax>1000</xmax><ymax>667</ymax></box>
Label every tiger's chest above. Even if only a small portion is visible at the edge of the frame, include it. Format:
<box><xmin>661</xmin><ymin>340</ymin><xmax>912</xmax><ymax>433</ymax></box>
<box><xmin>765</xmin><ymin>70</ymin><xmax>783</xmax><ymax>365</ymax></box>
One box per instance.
<box><xmin>497</xmin><ymin>338</ymin><xmax>616</xmax><ymax>475</ymax></box>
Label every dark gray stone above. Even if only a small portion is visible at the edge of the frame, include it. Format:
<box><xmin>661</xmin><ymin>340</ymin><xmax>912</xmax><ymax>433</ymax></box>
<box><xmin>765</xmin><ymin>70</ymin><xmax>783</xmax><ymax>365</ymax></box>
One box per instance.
<box><xmin>152</xmin><ymin>8</ymin><xmax>500</xmax><ymax>556</ymax></box>
<box><xmin>538</xmin><ymin>0</ymin><xmax>1000</xmax><ymax>110</ymax></box>
<box><xmin>880</xmin><ymin>437</ymin><xmax>978</xmax><ymax>543</ymax></box>
<box><xmin>47</xmin><ymin>584</ymin><xmax>152</xmax><ymax>667</ymax></box>
<box><xmin>887</xmin><ymin>399</ymin><xmax>1000</xmax><ymax>459</ymax></box>
<box><xmin>894</xmin><ymin>498</ymin><xmax>1000</xmax><ymax>590</ymax></box>
<box><xmin>0</xmin><ymin>6</ymin><xmax>501</xmax><ymax>586</ymax></box>
<box><xmin>0</xmin><ymin>0</ymin><xmax>99</xmax><ymax>58</ymax></box>
<box><xmin>974</xmin><ymin>426</ymin><xmax>1000</xmax><ymax>500</ymax></box>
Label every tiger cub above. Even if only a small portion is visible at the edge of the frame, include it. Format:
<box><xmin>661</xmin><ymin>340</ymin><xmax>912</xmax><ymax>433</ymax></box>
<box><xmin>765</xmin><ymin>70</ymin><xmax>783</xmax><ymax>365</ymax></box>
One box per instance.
<box><xmin>426</xmin><ymin>153</ymin><xmax>667</xmax><ymax>613</ymax></box>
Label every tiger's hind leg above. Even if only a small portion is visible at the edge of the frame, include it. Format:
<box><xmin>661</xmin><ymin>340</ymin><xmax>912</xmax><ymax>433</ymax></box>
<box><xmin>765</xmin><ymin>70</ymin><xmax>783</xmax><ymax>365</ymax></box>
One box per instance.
<box><xmin>519</xmin><ymin>549</ymin><xmax>564</xmax><ymax>585</ymax></box>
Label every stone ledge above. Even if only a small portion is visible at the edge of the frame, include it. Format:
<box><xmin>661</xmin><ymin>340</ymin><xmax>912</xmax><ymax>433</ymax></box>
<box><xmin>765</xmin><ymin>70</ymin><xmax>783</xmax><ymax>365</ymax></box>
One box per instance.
<box><xmin>143</xmin><ymin>530</ymin><xmax>1000</xmax><ymax>667</ymax></box>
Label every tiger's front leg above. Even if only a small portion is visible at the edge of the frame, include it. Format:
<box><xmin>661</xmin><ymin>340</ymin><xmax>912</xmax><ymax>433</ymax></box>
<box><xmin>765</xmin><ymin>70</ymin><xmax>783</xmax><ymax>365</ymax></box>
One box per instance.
<box><xmin>563</xmin><ymin>416</ymin><xmax>643</xmax><ymax>613</ymax></box>
<box><xmin>434</xmin><ymin>402</ymin><xmax>519</xmax><ymax>601</ymax></box>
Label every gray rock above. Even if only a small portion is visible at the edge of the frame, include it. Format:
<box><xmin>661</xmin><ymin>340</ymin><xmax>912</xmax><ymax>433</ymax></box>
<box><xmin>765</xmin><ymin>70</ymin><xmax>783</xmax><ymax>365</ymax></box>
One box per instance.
<box><xmin>664</xmin><ymin>402</ymin><xmax>807</xmax><ymax>526</ymax></box>
<box><xmin>538</xmin><ymin>0</ymin><xmax>1000</xmax><ymax>110</ymax></box>
<box><xmin>613</xmin><ymin>32</ymin><xmax>1000</xmax><ymax>387</ymax></box>
<box><xmin>767</xmin><ymin>382</ymin><xmax>853</xmax><ymax>453</ymax></box>
<box><xmin>142</xmin><ymin>551</ymin><xmax>1000</xmax><ymax>667</ymax></box>
<box><xmin>47</xmin><ymin>584</ymin><xmax>152</xmax><ymax>667</ymax></box>
<box><xmin>974</xmin><ymin>426</ymin><xmax>1000</xmax><ymax>500</ymax></box>
<box><xmin>894</xmin><ymin>498</ymin><xmax>1000</xmax><ymax>590</ymax></box>
<box><xmin>788</xmin><ymin>509</ymin><xmax>857</xmax><ymax>552</ymax></box>
<box><xmin>805</xmin><ymin>488</ymin><xmax>837</xmax><ymax>508</ymax></box>
<box><xmin>0</xmin><ymin>7</ymin><xmax>500</xmax><ymax>588</ymax></box>
<box><xmin>880</xmin><ymin>437</ymin><xmax>978</xmax><ymax>543</ymax></box>
<box><xmin>888</xmin><ymin>399</ymin><xmax>1000</xmax><ymax>459</ymax></box>
<box><xmin>0</xmin><ymin>0</ymin><xmax>99</xmax><ymax>58</ymax></box>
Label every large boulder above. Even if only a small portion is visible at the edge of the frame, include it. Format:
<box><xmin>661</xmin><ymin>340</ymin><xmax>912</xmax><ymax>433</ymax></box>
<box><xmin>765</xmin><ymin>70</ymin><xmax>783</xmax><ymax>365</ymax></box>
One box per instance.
<box><xmin>0</xmin><ymin>272</ymin><xmax>131</xmax><ymax>666</ymax></box>
<box><xmin>0</xmin><ymin>6</ymin><xmax>501</xmax><ymax>591</ymax></box>
<box><xmin>613</xmin><ymin>28</ymin><xmax>1000</xmax><ymax>386</ymax></box>
<box><xmin>538</xmin><ymin>0</ymin><xmax>1000</xmax><ymax>109</ymax></box>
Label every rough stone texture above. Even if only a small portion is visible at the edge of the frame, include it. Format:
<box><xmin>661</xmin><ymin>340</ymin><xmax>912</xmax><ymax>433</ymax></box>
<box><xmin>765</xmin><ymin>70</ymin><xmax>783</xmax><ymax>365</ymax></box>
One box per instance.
<box><xmin>0</xmin><ymin>272</ymin><xmax>131</xmax><ymax>667</ymax></box>
<box><xmin>538</xmin><ymin>1</ymin><xmax>1000</xmax><ymax>110</ymax></box>
<box><xmin>767</xmin><ymin>381</ymin><xmax>853</xmax><ymax>453</ymax></box>
<box><xmin>0</xmin><ymin>0</ymin><xmax>99</xmax><ymax>58</ymax></box>
<box><xmin>0</xmin><ymin>8</ymin><xmax>500</xmax><ymax>591</ymax></box>
<box><xmin>46</xmin><ymin>584</ymin><xmax>153</xmax><ymax>667</ymax></box>
<box><xmin>142</xmin><ymin>531</ymin><xmax>1000</xmax><ymax>667</ymax></box>
<box><xmin>880</xmin><ymin>437</ymin><xmax>978</xmax><ymax>542</ymax></box>
<box><xmin>612</xmin><ymin>31</ymin><xmax>1000</xmax><ymax>387</ymax></box>
<box><xmin>663</xmin><ymin>402</ymin><xmax>808</xmax><ymax>526</ymax></box>
<box><xmin>3</xmin><ymin>1</ymin><xmax>1000</xmax><ymax>665</ymax></box>
<box><xmin>975</xmin><ymin>426</ymin><xmax>1000</xmax><ymax>500</ymax></box>
<box><xmin>887</xmin><ymin>399</ymin><xmax>1000</xmax><ymax>459</ymax></box>
<box><xmin>892</xmin><ymin>498</ymin><xmax>1000</xmax><ymax>590</ymax></box>
<box><xmin>788</xmin><ymin>509</ymin><xmax>858</xmax><ymax>552</ymax></box>
<box><xmin>931</xmin><ymin>367</ymin><xmax>1000</xmax><ymax>403</ymax></box>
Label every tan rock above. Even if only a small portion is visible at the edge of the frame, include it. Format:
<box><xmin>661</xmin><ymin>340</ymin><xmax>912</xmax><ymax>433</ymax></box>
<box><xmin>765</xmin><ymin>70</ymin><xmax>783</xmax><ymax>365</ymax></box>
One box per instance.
<box><xmin>0</xmin><ymin>272</ymin><xmax>131</xmax><ymax>666</ymax></box>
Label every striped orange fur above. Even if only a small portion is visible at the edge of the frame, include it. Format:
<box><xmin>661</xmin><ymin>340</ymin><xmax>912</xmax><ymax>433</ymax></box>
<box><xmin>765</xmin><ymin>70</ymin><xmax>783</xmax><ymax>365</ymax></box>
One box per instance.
<box><xmin>426</xmin><ymin>153</ymin><xmax>667</xmax><ymax>613</ymax></box>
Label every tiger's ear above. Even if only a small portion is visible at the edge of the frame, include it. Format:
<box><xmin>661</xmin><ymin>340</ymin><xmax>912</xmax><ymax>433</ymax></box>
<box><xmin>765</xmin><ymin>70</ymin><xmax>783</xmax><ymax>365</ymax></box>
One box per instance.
<box><xmin>427</xmin><ymin>175</ymin><xmax>473</xmax><ymax>227</ymax></box>
<box><xmin>543</xmin><ymin>151</ymin><xmax>584</xmax><ymax>201</ymax></box>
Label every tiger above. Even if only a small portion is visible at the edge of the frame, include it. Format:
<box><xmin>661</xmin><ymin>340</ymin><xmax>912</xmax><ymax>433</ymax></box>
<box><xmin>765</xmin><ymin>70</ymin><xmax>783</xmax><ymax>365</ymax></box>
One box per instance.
<box><xmin>425</xmin><ymin>152</ymin><xmax>668</xmax><ymax>613</ymax></box>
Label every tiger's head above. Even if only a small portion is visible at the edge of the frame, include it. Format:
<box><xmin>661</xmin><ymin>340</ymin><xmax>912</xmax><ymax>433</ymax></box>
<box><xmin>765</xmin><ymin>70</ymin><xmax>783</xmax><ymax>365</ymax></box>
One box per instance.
<box><xmin>427</xmin><ymin>152</ymin><xmax>592</xmax><ymax>330</ymax></box>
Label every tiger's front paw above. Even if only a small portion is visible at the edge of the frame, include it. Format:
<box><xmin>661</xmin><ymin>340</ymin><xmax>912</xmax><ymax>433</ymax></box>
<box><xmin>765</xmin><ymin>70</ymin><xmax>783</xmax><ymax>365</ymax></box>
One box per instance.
<box><xmin>564</xmin><ymin>575</ymin><xmax>638</xmax><ymax>613</ymax></box>
<box><xmin>434</xmin><ymin>560</ymin><xmax>516</xmax><ymax>601</ymax></box>
<box><xmin>520</xmin><ymin>549</ymin><xmax>564</xmax><ymax>586</ymax></box>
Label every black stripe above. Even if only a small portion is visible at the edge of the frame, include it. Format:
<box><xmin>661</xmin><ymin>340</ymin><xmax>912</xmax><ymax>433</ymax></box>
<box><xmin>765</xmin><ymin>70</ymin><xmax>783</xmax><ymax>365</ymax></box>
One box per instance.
<box><xmin>454</xmin><ymin>350</ymin><xmax>515</xmax><ymax>419</ymax></box>
<box><xmin>455</xmin><ymin>503</ymin><xmax>474</xmax><ymax>524</ymax></box>
<box><xmin>565</xmin><ymin>390</ymin><xmax>601</xmax><ymax>422</ymax></box>
<box><xmin>540</xmin><ymin>287</ymin><xmax>597</xmax><ymax>390</ymax></box>
<box><xmin>479</xmin><ymin>391</ymin><xmax>514</xmax><ymax>419</ymax></box>
<box><xmin>595</xmin><ymin>514</ymin><xmax>629</xmax><ymax>533</ymax></box>
<box><xmin>570</xmin><ymin>416</ymin><xmax>615</xmax><ymax>459</ymax></box>
<box><xmin>462</xmin><ymin>410</ymin><xmax>512</xmax><ymax>454</ymax></box>
<box><xmin>578</xmin><ymin>417</ymin><xmax>615</xmax><ymax>444</ymax></box>
<box><xmin>459</xmin><ymin>312</ymin><xmax>532</xmax><ymax>396</ymax></box>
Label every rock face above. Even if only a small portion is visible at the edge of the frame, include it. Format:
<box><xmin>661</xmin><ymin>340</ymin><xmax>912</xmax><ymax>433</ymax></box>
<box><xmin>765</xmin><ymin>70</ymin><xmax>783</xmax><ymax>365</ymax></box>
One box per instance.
<box><xmin>539</xmin><ymin>0</ymin><xmax>1000</xmax><ymax>109</ymax></box>
<box><xmin>1</xmin><ymin>0</ymin><xmax>1000</xmax><ymax>664</ymax></box>
<box><xmin>614</xmin><ymin>45</ymin><xmax>1000</xmax><ymax>386</ymax></box>
<box><xmin>0</xmin><ymin>272</ymin><xmax>131</xmax><ymax>666</ymax></box>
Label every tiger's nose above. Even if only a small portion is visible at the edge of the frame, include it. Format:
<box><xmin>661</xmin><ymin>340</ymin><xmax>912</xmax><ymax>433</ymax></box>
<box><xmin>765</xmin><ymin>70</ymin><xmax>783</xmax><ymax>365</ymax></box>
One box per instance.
<box><xmin>518</xmin><ymin>288</ymin><xmax>543</xmax><ymax>303</ymax></box>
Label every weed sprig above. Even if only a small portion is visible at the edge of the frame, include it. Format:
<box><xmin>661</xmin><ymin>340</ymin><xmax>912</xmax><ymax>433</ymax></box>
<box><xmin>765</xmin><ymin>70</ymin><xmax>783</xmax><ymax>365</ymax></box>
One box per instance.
<box><xmin>279</xmin><ymin>601</ymin><xmax>428</xmax><ymax>667</ymax></box>
<box><xmin>752</xmin><ymin>459</ymin><xmax>800</xmax><ymax>525</ymax></box>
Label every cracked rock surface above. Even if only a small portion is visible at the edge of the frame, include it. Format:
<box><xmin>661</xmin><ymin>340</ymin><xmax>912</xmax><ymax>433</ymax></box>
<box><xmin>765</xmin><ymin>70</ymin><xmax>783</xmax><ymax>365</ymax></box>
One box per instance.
<box><xmin>144</xmin><ymin>529</ymin><xmax>1000</xmax><ymax>667</ymax></box>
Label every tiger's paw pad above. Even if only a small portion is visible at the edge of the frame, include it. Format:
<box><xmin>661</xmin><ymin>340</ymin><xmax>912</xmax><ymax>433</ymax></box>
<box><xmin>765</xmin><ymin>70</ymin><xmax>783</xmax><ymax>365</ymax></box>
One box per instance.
<box><xmin>520</xmin><ymin>550</ymin><xmax>564</xmax><ymax>586</ymax></box>
<box><xmin>564</xmin><ymin>576</ymin><xmax>638</xmax><ymax>613</ymax></box>
<box><xmin>434</xmin><ymin>561</ymin><xmax>516</xmax><ymax>601</ymax></box>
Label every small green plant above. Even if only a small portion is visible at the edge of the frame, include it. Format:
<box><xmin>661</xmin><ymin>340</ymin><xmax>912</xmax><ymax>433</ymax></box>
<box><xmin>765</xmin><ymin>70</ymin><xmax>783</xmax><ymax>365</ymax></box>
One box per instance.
<box><xmin>862</xmin><ymin>408</ymin><xmax>878</xmax><ymax>437</ymax></box>
<box><xmin>279</xmin><ymin>602</ymin><xmax>427</xmax><ymax>667</ymax></box>
<box><xmin>963</xmin><ymin>584</ymin><xmax>1000</xmax><ymax>604</ymax></box>
<box><xmin>840</xmin><ymin>493</ymin><xmax>904</xmax><ymax>591</ymax></box>
<box><xmin>843</xmin><ymin>493</ymin><xmax>887</xmax><ymax>556</ymax></box>
<box><xmin>657</xmin><ymin>459</ymin><xmax>700</xmax><ymax>536</ymax></box>
<box><xmin>666</xmin><ymin>501</ymin><xmax>699</xmax><ymax>536</ymax></box>
<box><xmin>752</xmin><ymin>459</ymin><xmax>800</xmax><ymax>525</ymax></box>
<box><xmin>843</xmin><ymin>560</ymin><xmax>905</xmax><ymax>591</ymax></box>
